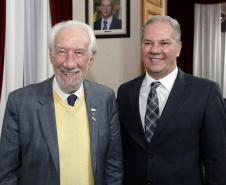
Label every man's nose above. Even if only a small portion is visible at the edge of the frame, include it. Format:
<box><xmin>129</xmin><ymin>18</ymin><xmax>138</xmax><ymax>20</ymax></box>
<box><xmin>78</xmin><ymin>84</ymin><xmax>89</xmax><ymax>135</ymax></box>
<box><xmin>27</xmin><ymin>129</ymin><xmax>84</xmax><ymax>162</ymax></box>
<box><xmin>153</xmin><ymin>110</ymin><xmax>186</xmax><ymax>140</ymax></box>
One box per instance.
<box><xmin>64</xmin><ymin>53</ymin><xmax>78</xmax><ymax>69</ymax></box>
<box><xmin>150</xmin><ymin>44</ymin><xmax>161</xmax><ymax>54</ymax></box>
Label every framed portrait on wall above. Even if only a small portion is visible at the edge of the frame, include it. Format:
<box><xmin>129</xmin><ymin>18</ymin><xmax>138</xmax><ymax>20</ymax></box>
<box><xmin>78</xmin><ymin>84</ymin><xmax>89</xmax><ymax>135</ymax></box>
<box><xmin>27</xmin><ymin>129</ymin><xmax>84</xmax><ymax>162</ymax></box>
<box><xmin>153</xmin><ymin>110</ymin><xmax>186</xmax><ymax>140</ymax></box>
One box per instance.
<box><xmin>85</xmin><ymin>0</ymin><xmax>130</xmax><ymax>38</ymax></box>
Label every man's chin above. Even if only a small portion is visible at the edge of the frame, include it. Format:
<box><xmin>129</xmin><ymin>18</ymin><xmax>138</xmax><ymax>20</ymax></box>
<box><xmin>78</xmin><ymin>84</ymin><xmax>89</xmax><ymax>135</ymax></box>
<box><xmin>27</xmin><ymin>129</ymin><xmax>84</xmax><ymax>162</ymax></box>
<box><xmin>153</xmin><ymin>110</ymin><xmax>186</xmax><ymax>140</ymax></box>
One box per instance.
<box><xmin>59</xmin><ymin>83</ymin><xmax>81</xmax><ymax>94</ymax></box>
<box><xmin>56</xmin><ymin>77</ymin><xmax>82</xmax><ymax>94</ymax></box>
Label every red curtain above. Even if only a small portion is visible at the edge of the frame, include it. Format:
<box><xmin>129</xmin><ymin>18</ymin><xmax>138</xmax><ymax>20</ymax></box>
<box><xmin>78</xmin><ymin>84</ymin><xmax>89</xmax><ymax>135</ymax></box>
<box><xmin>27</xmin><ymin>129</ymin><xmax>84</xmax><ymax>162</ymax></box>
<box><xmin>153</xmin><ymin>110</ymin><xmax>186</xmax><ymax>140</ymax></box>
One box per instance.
<box><xmin>0</xmin><ymin>0</ymin><xmax>6</xmax><ymax>101</ymax></box>
<box><xmin>167</xmin><ymin>0</ymin><xmax>225</xmax><ymax>75</ymax></box>
<box><xmin>49</xmin><ymin>0</ymin><xmax>73</xmax><ymax>27</ymax></box>
<box><xmin>167</xmin><ymin>0</ymin><xmax>194</xmax><ymax>75</ymax></box>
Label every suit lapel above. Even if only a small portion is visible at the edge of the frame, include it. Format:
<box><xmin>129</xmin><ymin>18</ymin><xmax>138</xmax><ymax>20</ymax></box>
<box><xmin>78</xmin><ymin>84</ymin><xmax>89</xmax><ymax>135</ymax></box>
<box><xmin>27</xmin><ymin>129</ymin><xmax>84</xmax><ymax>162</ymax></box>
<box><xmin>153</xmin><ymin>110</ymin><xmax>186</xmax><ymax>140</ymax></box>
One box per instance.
<box><xmin>83</xmin><ymin>80</ymin><xmax>98</xmax><ymax>177</ymax></box>
<box><xmin>152</xmin><ymin>69</ymin><xmax>190</xmax><ymax>140</ymax></box>
<box><xmin>129</xmin><ymin>74</ymin><xmax>149</xmax><ymax>145</ymax></box>
<box><xmin>37</xmin><ymin>77</ymin><xmax>60</xmax><ymax>177</ymax></box>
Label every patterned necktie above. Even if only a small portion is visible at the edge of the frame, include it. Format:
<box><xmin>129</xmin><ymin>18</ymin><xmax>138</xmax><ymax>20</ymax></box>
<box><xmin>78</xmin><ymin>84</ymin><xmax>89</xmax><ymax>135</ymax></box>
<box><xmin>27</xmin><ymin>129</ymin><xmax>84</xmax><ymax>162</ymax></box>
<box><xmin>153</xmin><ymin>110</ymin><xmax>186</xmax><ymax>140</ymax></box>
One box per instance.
<box><xmin>67</xmin><ymin>94</ymin><xmax>77</xmax><ymax>106</ymax></box>
<box><xmin>103</xmin><ymin>20</ymin><xmax>108</xmax><ymax>30</ymax></box>
<box><xmin>145</xmin><ymin>82</ymin><xmax>160</xmax><ymax>142</ymax></box>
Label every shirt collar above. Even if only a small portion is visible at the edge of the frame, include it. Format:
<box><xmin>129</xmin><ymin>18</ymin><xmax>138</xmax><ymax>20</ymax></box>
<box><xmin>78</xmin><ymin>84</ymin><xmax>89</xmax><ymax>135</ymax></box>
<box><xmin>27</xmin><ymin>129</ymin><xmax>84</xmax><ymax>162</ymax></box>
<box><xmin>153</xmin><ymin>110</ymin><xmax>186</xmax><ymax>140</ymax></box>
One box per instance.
<box><xmin>143</xmin><ymin>67</ymin><xmax>178</xmax><ymax>91</ymax></box>
<box><xmin>102</xmin><ymin>15</ymin><xmax>113</xmax><ymax>23</ymax></box>
<box><xmin>52</xmin><ymin>76</ymin><xmax>83</xmax><ymax>101</ymax></box>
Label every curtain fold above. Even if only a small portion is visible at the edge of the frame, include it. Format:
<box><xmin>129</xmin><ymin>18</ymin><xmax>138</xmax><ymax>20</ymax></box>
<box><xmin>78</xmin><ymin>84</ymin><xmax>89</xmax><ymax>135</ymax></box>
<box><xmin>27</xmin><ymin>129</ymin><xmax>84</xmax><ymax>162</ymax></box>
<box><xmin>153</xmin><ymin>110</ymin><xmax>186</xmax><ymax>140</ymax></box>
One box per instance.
<box><xmin>49</xmin><ymin>0</ymin><xmax>73</xmax><ymax>26</ymax></box>
<box><xmin>0</xmin><ymin>0</ymin><xmax>25</xmax><ymax>135</ymax></box>
<box><xmin>167</xmin><ymin>0</ymin><xmax>194</xmax><ymax>74</ymax></box>
<box><xmin>0</xmin><ymin>0</ymin><xmax>6</xmax><ymax>101</ymax></box>
<box><xmin>193</xmin><ymin>4</ymin><xmax>224</xmax><ymax>95</ymax></box>
<box><xmin>222</xmin><ymin>32</ymin><xmax>226</xmax><ymax>97</ymax></box>
<box><xmin>0</xmin><ymin>0</ymin><xmax>53</xmax><ymax>135</ymax></box>
<box><xmin>23</xmin><ymin>0</ymin><xmax>53</xmax><ymax>86</ymax></box>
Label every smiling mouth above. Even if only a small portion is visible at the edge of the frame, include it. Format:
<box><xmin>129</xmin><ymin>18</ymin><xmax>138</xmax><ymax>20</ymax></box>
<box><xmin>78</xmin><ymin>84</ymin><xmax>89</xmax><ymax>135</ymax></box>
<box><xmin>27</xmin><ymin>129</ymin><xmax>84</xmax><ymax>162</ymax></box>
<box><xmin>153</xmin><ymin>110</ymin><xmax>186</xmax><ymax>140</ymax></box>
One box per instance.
<box><xmin>151</xmin><ymin>58</ymin><xmax>162</xmax><ymax>62</ymax></box>
<box><xmin>63</xmin><ymin>71</ymin><xmax>77</xmax><ymax>75</ymax></box>
<box><xmin>59</xmin><ymin>66</ymin><xmax>81</xmax><ymax>76</ymax></box>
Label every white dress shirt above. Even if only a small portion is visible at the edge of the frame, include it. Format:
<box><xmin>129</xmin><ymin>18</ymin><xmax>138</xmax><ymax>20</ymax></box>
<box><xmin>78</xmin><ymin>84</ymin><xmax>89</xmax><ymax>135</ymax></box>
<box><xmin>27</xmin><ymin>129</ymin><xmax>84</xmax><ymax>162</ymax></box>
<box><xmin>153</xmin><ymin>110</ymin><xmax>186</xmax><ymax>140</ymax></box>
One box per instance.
<box><xmin>139</xmin><ymin>67</ymin><xmax>178</xmax><ymax>129</ymax></box>
<box><xmin>52</xmin><ymin>77</ymin><xmax>83</xmax><ymax>105</ymax></box>
<box><xmin>101</xmin><ymin>16</ymin><xmax>113</xmax><ymax>30</ymax></box>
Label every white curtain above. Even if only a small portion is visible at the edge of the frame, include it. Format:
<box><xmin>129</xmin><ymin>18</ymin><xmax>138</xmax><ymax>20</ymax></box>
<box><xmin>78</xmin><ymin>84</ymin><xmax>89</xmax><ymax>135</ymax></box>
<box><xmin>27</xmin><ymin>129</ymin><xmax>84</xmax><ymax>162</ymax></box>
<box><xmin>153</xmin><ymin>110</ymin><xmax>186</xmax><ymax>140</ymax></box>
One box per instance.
<box><xmin>222</xmin><ymin>24</ymin><xmax>226</xmax><ymax>97</ymax></box>
<box><xmin>0</xmin><ymin>0</ymin><xmax>53</xmax><ymax>134</ymax></box>
<box><xmin>193</xmin><ymin>4</ymin><xmax>225</xmax><ymax>97</ymax></box>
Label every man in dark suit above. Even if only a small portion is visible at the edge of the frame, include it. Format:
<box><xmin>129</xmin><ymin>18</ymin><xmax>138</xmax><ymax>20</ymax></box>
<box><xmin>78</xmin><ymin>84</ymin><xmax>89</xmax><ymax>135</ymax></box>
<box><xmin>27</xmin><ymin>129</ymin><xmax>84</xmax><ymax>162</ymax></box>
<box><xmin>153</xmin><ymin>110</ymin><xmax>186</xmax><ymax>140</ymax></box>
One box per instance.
<box><xmin>0</xmin><ymin>20</ymin><xmax>123</xmax><ymax>185</ymax></box>
<box><xmin>117</xmin><ymin>15</ymin><xmax>226</xmax><ymax>185</ymax></box>
<box><xmin>94</xmin><ymin>0</ymin><xmax>121</xmax><ymax>30</ymax></box>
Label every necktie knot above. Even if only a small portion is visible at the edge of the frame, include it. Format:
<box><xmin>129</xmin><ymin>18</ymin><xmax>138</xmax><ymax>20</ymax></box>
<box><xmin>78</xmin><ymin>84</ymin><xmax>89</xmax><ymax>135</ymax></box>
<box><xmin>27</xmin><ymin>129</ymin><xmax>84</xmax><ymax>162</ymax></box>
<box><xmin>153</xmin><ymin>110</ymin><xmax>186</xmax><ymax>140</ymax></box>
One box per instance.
<box><xmin>151</xmin><ymin>81</ymin><xmax>160</xmax><ymax>91</ymax></box>
<box><xmin>103</xmin><ymin>20</ymin><xmax>108</xmax><ymax>30</ymax></box>
<box><xmin>67</xmin><ymin>94</ymin><xmax>77</xmax><ymax>106</ymax></box>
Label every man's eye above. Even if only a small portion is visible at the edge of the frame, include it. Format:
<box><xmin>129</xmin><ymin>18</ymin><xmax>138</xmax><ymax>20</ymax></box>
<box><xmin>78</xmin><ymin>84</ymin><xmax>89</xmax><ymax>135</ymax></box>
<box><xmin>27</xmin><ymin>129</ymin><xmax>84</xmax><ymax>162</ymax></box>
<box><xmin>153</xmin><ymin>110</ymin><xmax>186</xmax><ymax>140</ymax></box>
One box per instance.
<box><xmin>161</xmin><ymin>42</ymin><xmax>169</xmax><ymax>45</ymax></box>
<box><xmin>75</xmin><ymin>51</ymin><xmax>85</xmax><ymax>56</ymax></box>
<box><xmin>58</xmin><ymin>50</ymin><xmax>66</xmax><ymax>55</ymax></box>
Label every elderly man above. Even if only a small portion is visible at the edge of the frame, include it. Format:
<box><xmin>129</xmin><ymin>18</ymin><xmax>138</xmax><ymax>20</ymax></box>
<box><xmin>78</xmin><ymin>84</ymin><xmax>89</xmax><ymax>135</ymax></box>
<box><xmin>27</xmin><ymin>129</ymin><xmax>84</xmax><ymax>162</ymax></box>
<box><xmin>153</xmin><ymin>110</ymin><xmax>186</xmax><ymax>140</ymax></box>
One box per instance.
<box><xmin>94</xmin><ymin>0</ymin><xmax>121</xmax><ymax>30</ymax></box>
<box><xmin>0</xmin><ymin>20</ymin><xmax>123</xmax><ymax>185</ymax></box>
<box><xmin>117</xmin><ymin>15</ymin><xmax>226</xmax><ymax>185</ymax></box>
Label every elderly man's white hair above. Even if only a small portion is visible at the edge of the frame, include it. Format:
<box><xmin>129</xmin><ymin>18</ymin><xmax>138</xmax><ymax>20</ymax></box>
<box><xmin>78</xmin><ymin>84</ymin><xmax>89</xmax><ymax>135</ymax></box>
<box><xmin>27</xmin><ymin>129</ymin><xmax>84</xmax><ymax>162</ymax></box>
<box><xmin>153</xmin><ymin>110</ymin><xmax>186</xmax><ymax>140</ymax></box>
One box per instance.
<box><xmin>48</xmin><ymin>20</ymin><xmax>98</xmax><ymax>58</ymax></box>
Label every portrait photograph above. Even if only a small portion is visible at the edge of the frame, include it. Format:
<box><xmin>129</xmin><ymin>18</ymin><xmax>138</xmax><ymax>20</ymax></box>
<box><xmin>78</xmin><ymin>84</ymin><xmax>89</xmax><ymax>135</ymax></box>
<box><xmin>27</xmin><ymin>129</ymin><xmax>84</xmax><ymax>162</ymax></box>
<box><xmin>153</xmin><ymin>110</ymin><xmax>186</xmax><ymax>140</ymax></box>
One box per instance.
<box><xmin>85</xmin><ymin>0</ymin><xmax>130</xmax><ymax>38</ymax></box>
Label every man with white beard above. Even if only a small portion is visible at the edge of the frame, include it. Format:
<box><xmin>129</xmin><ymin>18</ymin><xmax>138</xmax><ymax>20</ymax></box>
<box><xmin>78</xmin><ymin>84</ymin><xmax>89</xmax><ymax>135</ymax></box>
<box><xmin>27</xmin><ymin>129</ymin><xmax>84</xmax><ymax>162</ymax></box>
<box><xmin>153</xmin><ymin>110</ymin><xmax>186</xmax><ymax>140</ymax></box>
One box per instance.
<box><xmin>0</xmin><ymin>20</ymin><xmax>123</xmax><ymax>185</ymax></box>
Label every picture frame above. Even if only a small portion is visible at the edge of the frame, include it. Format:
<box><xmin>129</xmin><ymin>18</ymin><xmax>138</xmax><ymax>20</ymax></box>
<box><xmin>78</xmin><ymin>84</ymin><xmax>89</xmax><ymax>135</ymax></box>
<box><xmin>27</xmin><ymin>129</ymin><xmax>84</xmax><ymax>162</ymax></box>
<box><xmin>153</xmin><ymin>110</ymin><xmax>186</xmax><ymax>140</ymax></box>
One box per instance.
<box><xmin>85</xmin><ymin>0</ymin><xmax>130</xmax><ymax>38</ymax></box>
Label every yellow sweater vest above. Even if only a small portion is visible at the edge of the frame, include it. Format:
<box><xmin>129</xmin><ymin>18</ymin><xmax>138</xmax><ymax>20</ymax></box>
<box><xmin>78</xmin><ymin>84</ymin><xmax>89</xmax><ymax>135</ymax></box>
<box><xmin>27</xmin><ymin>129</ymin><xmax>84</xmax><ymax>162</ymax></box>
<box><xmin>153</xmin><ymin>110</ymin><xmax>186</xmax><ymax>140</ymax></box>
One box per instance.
<box><xmin>53</xmin><ymin>88</ymin><xmax>94</xmax><ymax>185</ymax></box>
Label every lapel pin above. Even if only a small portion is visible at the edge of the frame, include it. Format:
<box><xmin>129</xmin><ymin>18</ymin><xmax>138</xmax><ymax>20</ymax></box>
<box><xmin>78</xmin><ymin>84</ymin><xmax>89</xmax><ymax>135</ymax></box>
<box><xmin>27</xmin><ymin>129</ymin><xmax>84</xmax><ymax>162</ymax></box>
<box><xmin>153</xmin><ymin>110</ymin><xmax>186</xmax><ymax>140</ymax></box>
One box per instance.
<box><xmin>91</xmin><ymin>108</ymin><xmax>96</xmax><ymax>116</ymax></box>
<box><xmin>91</xmin><ymin>108</ymin><xmax>96</xmax><ymax>121</ymax></box>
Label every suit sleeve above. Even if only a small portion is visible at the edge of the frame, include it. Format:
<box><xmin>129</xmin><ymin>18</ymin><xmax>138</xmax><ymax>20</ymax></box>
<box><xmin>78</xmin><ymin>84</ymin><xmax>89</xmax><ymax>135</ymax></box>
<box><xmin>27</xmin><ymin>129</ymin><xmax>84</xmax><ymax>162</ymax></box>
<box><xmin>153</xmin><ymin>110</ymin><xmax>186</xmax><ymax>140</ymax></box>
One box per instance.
<box><xmin>201</xmin><ymin>82</ymin><xmax>226</xmax><ymax>184</ymax></box>
<box><xmin>0</xmin><ymin>92</ymin><xmax>21</xmax><ymax>185</ymax></box>
<box><xmin>105</xmin><ymin>90</ymin><xmax>124</xmax><ymax>185</ymax></box>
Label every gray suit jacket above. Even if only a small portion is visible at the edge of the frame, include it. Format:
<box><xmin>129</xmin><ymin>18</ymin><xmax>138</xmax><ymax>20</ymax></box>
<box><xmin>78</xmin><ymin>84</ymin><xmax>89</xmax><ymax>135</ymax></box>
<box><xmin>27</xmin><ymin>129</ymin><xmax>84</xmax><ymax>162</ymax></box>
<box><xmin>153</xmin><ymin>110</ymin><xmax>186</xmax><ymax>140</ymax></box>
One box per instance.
<box><xmin>0</xmin><ymin>77</ymin><xmax>123</xmax><ymax>185</ymax></box>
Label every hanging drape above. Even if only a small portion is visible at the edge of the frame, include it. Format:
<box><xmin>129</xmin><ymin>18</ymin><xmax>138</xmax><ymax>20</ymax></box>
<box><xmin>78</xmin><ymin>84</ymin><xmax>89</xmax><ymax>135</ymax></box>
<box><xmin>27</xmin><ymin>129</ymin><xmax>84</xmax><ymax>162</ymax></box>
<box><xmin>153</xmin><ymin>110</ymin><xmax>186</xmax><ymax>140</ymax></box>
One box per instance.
<box><xmin>167</xmin><ymin>0</ymin><xmax>194</xmax><ymax>75</ymax></box>
<box><xmin>167</xmin><ymin>0</ymin><xmax>226</xmax><ymax>75</ymax></box>
<box><xmin>168</xmin><ymin>0</ymin><xmax>226</xmax><ymax>98</ymax></box>
<box><xmin>222</xmin><ymin>30</ymin><xmax>226</xmax><ymax>97</ymax></box>
<box><xmin>0</xmin><ymin>0</ymin><xmax>6</xmax><ymax>101</ymax></box>
<box><xmin>0</xmin><ymin>0</ymin><xmax>53</xmax><ymax>135</ymax></box>
<box><xmin>0</xmin><ymin>0</ymin><xmax>27</xmax><ymax>128</ymax></box>
<box><xmin>49</xmin><ymin>0</ymin><xmax>73</xmax><ymax>26</ymax></box>
<box><xmin>0</xmin><ymin>0</ymin><xmax>73</xmax><ymax>135</ymax></box>
<box><xmin>193</xmin><ymin>4</ymin><xmax>223</xmax><ymax>94</ymax></box>
<box><xmin>23</xmin><ymin>0</ymin><xmax>53</xmax><ymax>87</ymax></box>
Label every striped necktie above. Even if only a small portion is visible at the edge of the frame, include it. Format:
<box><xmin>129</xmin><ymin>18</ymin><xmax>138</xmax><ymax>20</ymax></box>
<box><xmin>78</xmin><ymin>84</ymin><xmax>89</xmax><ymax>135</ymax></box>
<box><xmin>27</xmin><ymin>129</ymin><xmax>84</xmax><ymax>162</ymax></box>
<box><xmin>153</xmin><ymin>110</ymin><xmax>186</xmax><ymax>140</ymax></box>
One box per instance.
<box><xmin>145</xmin><ymin>82</ymin><xmax>160</xmax><ymax>142</ymax></box>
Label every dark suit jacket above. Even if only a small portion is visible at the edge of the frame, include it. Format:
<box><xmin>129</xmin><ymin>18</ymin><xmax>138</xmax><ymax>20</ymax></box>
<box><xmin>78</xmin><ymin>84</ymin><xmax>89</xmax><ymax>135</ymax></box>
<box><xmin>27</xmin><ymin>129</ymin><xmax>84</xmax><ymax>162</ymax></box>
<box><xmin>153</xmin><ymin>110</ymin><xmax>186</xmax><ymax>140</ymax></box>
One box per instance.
<box><xmin>94</xmin><ymin>16</ymin><xmax>122</xmax><ymax>30</ymax></box>
<box><xmin>117</xmin><ymin>69</ymin><xmax>226</xmax><ymax>185</ymax></box>
<box><xmin>0</xmin><ymin>77</ymin><xmax>123</xmax><ymax>185</ymax></box>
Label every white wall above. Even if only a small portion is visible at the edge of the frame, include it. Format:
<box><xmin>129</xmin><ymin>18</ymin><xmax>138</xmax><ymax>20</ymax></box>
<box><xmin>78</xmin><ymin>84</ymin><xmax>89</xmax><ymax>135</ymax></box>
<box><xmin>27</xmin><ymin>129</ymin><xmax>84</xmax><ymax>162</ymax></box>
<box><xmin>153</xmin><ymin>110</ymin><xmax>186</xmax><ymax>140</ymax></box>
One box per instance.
<box><xmin>73</xmin><ymin>0</ymin><xmax>141</xmax><ymax>94</ymax></box>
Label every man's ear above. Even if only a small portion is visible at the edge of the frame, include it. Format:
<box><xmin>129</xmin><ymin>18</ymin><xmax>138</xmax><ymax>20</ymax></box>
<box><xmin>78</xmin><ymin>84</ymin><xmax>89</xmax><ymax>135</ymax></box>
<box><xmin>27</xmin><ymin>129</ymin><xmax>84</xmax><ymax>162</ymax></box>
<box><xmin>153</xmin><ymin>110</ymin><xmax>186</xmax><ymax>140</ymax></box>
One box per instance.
<box><xmin>88</xmin><ymin>54</ymin><xmax>95</xmax><ymax>70</ymax></box>
<box><xmin>176</xmin><ymin>42</ymin><xmax>182</xmax><ymax>57</ymax></box>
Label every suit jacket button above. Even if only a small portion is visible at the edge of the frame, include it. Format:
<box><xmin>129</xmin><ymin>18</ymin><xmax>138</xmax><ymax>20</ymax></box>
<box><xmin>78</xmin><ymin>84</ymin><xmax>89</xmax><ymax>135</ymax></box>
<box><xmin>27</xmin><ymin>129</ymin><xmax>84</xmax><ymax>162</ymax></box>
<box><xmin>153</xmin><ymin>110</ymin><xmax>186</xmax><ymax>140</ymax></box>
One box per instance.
<box><xmin>148</xmin><ymin>152</ymin><xmax>154</xmax><ymax>158</ymax></box>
